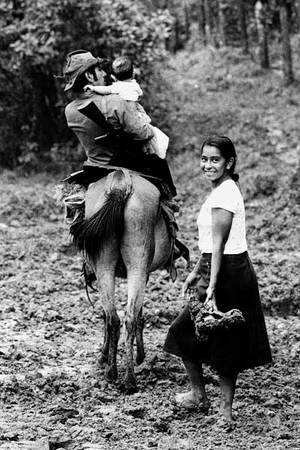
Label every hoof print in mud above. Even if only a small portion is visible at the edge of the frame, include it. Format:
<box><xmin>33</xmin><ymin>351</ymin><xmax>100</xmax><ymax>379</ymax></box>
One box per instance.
<box><xmin>119</xmin><ymin>378</ymin><xmax>138</xmax><ymax>394</ymax></box>
<box><xmin>123</xmin><ymin>406</ymin><xmax>146</xmax><ymax>419</ymax></box>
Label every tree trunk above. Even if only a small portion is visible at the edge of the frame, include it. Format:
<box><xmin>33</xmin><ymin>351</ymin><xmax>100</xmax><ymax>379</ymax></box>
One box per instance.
<box><xmin>218</xmin><ymin>0</ymin><xmax>227</xmax><ymax>46</ymax></box>
<box><xmin>238</xmin><ymin>0</ymin><xmax>249</xmax><ymax>54</ymax></box>
<box><xmin>30</xmin><ymin>69</ymin><xmax>57</xmax><ymax>154</ymax></box>
<box><xmin>174</xmin><ymin>14</ymin><xmax>182</xmax><ymax>51</ymax></box>
<box><xmin>204</xmin><ymin>0</ymin><xmax>216</xmax><ymax>46</ymax></box>
<box><xmin>164</xmin><ymin>0</ymin><xmax>177</xmax><ymax>53</ymax></box>
<box><xmin>165</xmin><ymin>15</ymin><xmax>177</xmax><ymax>52</ymax></box>
<box><xmin>164</xmin><ymin>0</ymin><xmax>187</xmax><ymax>52</ymax></box>
<box><xmin>279</xmin><ymin>1</ymin><xmax>294</xmax><ymax>85</ymax></box>
<box><xmin>197</xmin><ymin>0</ymin><xmax>206</xmax><ymax>44</ymax></box>
<box><xmin>12</xmin><ymin>0</ymin><xmax>24</xmax><ymax>19</ymax></box>
<box><xmin>295</xmin><ymin>0</ymin><xmax>300</xmax><ymax>32</ymax></box>
<box><xmin>254</xmin><ymin>1</ymin><xmax>270</xmax><ymax>68</ymax></box>
<box><xmin>183</xmin><ymin>0</ymin><xmax>191</xmax><ymax>43</ymax></box>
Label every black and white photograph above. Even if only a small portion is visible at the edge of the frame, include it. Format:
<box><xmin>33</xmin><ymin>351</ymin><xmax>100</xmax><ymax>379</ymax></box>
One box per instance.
<box><xmin>0</xmin><ymin>0</ymin><xmax>299</xmax><ymax>449</ymax></box>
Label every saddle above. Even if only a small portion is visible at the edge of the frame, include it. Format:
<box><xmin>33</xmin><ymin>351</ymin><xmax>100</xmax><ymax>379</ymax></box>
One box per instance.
<box><xmin>63</xmin><ymin>164</ymin><xmax>172</xmax><ymax>199</ymax></box>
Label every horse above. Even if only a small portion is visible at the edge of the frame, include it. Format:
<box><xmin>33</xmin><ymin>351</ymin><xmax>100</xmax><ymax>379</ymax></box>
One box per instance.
<box><xmin>71</xmin><ymin>168</ymin><xmax>174</xmax><ymax>392</ymax></box>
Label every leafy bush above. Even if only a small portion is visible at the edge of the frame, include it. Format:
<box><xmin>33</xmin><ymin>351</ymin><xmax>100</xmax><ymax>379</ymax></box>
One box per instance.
<box><xmin>0</xmin><ymin>0</ymin><xmax>171</xmax><ymax>168</ymax></box>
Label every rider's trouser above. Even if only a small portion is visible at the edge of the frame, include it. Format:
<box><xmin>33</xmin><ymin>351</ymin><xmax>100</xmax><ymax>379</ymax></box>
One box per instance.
<box><xmin>110</xmin><ymin>150</ymin><xmax>177</xmax><ymax>198</ymax></box>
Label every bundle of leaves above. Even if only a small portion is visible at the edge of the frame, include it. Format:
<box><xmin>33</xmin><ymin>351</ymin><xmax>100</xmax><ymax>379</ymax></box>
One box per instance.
<box><xmin>188</xmin><ymin>289</ymin><xmax>245</xmax><ymax>342</ymax></box>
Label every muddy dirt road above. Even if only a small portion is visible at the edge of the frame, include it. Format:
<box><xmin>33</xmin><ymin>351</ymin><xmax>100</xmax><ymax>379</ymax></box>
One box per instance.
<box><xmin>1</xmin><ymin>48</ymin><xmax>300</xmax><ymax>449</ymax></box>
<box><xmin>0</xmin><ymin>169</ymin><xmax>299</xmax><ymax>450</ymax></box>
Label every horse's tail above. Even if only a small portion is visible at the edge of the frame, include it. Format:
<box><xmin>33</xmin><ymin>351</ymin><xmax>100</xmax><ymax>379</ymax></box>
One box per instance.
<box><xmin>70</xmin><ymin>169</ymin><xmax>132</xmax><ymax>262</ymax></box>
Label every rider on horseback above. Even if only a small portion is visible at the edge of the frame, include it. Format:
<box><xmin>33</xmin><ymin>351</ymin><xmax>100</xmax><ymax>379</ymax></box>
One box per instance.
<box><xmin>59</xmin><ymin>49</ymin><xmax>188</xmax><ymax>278</ymax></box>
<box><xmin>62</xmin><ymin>50</ymin><xmax>176</xmax><ymax>197</ymax></box>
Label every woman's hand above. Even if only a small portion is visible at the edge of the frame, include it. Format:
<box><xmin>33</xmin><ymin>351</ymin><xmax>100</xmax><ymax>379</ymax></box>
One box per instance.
<box><xmin>204</xmin><ymin>286</ymin><xmax>217</xmax><ymax>312</ymax></box>
<box><xmin>182</xmin><ymin>271</ymin><xmax>198</xmax><ymax>296</ymax></box>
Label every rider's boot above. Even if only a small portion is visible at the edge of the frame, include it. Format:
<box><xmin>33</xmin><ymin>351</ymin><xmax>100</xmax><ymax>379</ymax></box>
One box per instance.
<box><xmin>160</xmin><ymin>198</ymin><xmax>189</xmax><ymax>280</ymax></box>
<box><xmin>63</xmin><ymin>185</ymin><xmax>86</xmax><ymax>225</ymax></box>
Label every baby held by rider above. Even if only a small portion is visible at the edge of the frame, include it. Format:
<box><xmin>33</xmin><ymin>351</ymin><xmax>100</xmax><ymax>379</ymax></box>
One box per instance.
<box><xmin>84</xmin><ymin>56</ymin><xmax>169</xmax><ymax>159</ymax></box>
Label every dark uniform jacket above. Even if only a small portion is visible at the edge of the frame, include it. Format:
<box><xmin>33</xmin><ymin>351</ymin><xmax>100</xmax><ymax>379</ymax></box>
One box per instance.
<box><xmin>65</xmin><ymin>91</ymin><xmax>154</xmax><ymax>167</ymax></box>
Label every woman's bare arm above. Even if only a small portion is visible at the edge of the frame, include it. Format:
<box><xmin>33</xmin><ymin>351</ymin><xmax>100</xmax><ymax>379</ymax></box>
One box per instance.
<box><xmin>205</xmin><ymin>208</ymin><xmax>233</xmax><ymax>308</ymax></box>
<box><xmin>182</xmin><ymin>257</ymin><xmax>202</xmax><ymax>294</ymax></box>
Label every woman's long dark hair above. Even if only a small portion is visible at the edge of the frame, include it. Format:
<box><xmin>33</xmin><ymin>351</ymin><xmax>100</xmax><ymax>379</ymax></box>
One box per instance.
<box><xmin>200</xmin><ymin>135</ymin><xmax>239</xmax><ymax>182</ymax></box>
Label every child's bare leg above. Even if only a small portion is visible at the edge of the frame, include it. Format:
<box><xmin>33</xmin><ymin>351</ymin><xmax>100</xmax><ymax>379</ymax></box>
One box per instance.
<box><xmin>218</xmin><ymin>372</ymin><xmax>238</xmax><ymax>422</ymax></box>
<box><xmin>175</xmin><ymin>359</ymin><xmax>209</xmax><ymax>408</ymax></box>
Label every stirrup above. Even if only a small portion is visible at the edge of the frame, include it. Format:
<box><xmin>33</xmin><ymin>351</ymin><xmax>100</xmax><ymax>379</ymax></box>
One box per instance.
<box><xmin>162</xmin><ymin>199</ymin><xmax>180</xmax><ymax>213</ymax></box>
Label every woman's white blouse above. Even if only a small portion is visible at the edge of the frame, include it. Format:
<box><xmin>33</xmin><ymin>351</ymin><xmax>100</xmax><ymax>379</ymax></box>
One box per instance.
<box><xmin>197</xmin><ymin>179</ymin><xmax>248</xmax><ymax>254</ymax></box>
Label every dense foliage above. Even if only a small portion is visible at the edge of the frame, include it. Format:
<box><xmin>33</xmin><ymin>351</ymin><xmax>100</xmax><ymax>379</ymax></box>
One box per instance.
<box><xmin>0</xmin><ymin>0</ymin><xmax>171</xmax><ymax>168</ymax></box>
<box><xmin>0</xmin><ymin>0</ymin><xmax>299</xmax><ymax>169</ymax></box>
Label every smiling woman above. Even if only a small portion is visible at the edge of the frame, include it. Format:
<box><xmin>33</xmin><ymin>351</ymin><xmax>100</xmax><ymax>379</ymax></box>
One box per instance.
<box><xmin>200</xmin><ymin>136</ymin><xmax>239</xmax><ymax>185</ymax></box>
<box><xmin>197</xmin><ymin>139</ymin><xmax>247</xmax><ymax>257</ymax></box>
<box><xmin>164</xmin><ymin>135</ymin><xmax>272</xmax><ymax>430</ymax></box>
<box><xmin>200</xmin><ymin>147</ymin><xmax>232</xmax><ymax>184</ymax></box>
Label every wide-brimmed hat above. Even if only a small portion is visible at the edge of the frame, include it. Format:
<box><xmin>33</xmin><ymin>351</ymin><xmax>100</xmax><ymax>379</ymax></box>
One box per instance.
<box><xmin>63</xmin><ymin>49</ymin><xmax>109</xmax><ymax>91</ymax></box>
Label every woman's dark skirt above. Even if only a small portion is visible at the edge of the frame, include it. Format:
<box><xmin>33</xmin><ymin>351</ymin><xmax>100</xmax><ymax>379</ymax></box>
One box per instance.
<box><xmin>164</xmin><ymin>252</ymin><xmax>272</xmax><ymax>376</ymax></box>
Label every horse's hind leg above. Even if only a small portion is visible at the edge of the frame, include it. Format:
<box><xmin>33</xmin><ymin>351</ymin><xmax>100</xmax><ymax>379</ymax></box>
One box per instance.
<box><xmin>95</xmin><ymin>242</ymin><xmax>120</xmax><ymax>381</ymax></box>
<box><xmin>123</xmin><ymin>268</ymin><xmax>149</xmax><ymax>392</ymax></box>
<box><xmin>122</xmin><ymin>232</ymin><xmax>154</xmax><ymax>392</ymax></box>
<box><xmin>99</xmin><ymin>310</ymin><xmax>109</xmax><ymax>367</ymax></box>
<box><xmin>136</xmin><ymin>308</ymin><xmax>145</xmax><ymax>365</ymax></box>
<box><xmin>98</xmin><ymin>271</ymin><xmax>120</xmax><ymax>381</ymax></box>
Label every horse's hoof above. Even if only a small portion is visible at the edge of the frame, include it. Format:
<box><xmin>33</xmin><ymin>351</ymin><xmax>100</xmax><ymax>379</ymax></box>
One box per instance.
<box><xmin>124</xmin><ymin>373</ymin><xmax>138</xmax><ymax>394</ymax></box>
<box><xmin>98</xmin><ymin>353</ymin><xmax>108</xmax><ymax>368</ymax></box>
<box><xmin>105</xmin><ymin>365</ymin><xmax>118</xmax><ymax>381</ymax></box>
<box><xmin>215</xmin><ymin>417</ymin><xmax>236</xmax><ymax>432</ymax></box>
<box><xmin>124</xmin><ymin>383</ymin><xmax>138</xmax><ymax>394</ymax></box>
